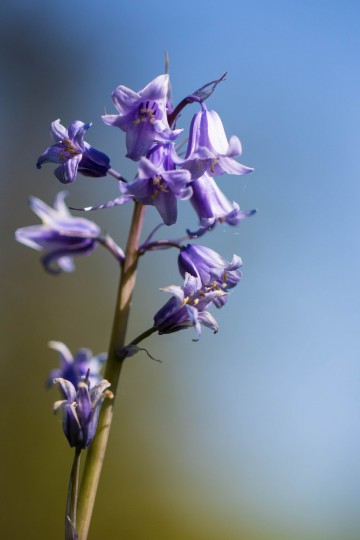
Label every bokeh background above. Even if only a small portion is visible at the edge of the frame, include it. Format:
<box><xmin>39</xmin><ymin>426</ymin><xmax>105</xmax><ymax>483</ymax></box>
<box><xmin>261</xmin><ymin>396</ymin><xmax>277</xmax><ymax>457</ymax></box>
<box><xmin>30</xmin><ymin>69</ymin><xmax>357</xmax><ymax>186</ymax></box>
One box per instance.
<box><xmin>1</xmin><ymin>1</ymin><xmax>360</xmax><ymax>539</ymax></box>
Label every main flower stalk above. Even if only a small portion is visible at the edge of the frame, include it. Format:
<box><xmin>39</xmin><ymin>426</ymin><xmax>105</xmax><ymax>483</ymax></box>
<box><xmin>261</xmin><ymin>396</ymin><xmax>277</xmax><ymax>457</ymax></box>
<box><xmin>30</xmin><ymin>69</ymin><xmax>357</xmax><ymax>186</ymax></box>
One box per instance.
<box><xmin>76</xmin><ymin>201</ymin><xmax>145</xmax><ymax>540</ymax></box>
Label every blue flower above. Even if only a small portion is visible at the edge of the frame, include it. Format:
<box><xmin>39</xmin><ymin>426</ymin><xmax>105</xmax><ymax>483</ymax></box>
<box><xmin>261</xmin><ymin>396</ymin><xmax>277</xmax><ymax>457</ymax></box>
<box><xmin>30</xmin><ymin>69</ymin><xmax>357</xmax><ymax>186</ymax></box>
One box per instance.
<box><xmin>77</xmin><ymin>144</ymin><xmax>192</xmax><ymax>226</ymax></box>
<box><xmin>189</xmin><ymin>172</ymin><xmax>256</xmax><ymax>231</ymax></box>
<box><xmin>172</xmin><ymin>103</ymin><xmax>253</xmax><ymax>179</ymax></box>
<box><xmin>153</xmin><ymin>273</ymin><xmax>225</xmax><ymax>339</ymax></box>
<box><xmin>47</xmin><ymin>341</ymin><xmax>106</xmax><ymax>390</ymax></box>
<box><xmin>124</xmin><ymin>144</ymin><xmax>192</xmax><ymax>225</ymax></box>
<box><xmin>53</xmin><ymin>376</ymin><xmax>112</xmax><ymax>450</ymax></box>
<box><xmin>37</xmin><ymin>119</ymin><xmax>110</xmax><ymax>184</ymax></box>
<box><xmin>15</xmin><ymin>191</ymin><xmax>100</xmax><ymax>273</ymax></box>
<box><xmin>102</xmin><ymin>74</ymin><xmax>182</xmax><ymax>161</ymax></box>
<box><xmin>178</xmin><ymin>244</ymin><xmax>242</xmax><ymax>308</ymax></box>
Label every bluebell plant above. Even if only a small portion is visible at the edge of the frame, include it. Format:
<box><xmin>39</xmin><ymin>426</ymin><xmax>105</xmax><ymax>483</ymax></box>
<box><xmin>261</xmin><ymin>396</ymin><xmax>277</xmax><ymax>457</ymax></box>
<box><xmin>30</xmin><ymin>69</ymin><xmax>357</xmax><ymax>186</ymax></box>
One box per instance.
<box><xmin>16</xmin><ymin>62</ymin><xmax>256</xmax><ymax>540</ymax></box>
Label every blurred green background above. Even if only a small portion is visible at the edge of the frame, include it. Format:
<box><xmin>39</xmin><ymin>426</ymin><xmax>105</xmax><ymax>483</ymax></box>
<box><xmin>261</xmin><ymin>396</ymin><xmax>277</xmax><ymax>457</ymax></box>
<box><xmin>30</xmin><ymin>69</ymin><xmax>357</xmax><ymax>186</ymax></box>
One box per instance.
<box><xmin>2</xmin><ymin>1</ymin><xmax>360</xmax><ymax>539</ymax></box>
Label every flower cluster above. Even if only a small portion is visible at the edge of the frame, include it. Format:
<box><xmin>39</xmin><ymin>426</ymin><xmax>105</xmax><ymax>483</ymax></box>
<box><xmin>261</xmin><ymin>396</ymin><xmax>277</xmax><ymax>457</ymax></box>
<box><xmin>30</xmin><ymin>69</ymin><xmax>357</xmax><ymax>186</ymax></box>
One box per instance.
<box><xmin>74</xmin><ymin>75</ymin><xmax>255</xmax><ymax>232</ymax></box>
<box><xmin>16</xmin><ymin>68</ymin><xmax>255</xmax><ymax>448</ymax></box>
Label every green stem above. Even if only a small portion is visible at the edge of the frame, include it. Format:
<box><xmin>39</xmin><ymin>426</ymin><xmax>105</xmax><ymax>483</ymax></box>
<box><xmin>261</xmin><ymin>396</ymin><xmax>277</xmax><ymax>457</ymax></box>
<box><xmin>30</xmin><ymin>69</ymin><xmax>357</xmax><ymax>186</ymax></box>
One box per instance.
<box><xmin>76</xmin><ymin>202</ymin><xmax>146</xmax><ymax>540</ymax></box>
<box><xmin>128</xmin><ymin>327</ymin><xmax>157</xmax><ymax>347</ymax></box>
<box><xmin>65</xmin><ymin>448</ymin><xmax>81</xmax><ymax>540</ymax></box>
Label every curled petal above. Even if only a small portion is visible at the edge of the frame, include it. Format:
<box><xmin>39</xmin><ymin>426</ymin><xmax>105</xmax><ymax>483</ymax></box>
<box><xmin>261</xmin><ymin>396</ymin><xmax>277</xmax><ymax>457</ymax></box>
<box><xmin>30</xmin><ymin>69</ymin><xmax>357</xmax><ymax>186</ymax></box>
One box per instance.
<box><xmin>112</xmin><ymin>86</ymin><xmax>140</xmax><ymax>113</ymax></box>
<box><xmin>197</xmin><ymin>311</ymin><xmax>218</xmax><ymax>333</ymax></box>
<box><xmin>36</xmin><ymin>144</ymin><xmax>65</xmax><ymax>168</ymax></box>
<box><xmin>50</xmin><ymin>119</ymin><xmax>68</xmax><ymax>142</ymax></box>
<box><xmin>141</xmin><ymin>74</ymin><xmax>169</xmax><ymax>101</ymax></box>
<box><xmin>53</xmin><ymin>378</ymin><xmax>77</xmax><ymax>402</ymax></box>
<box><xmin>54</xmin><ymin>154</ymin><xmax>82</xmax><ymax>184</ymax></box>
<box><xmin>68</xmin><ymin>121</ymin><xmax>90</xmax><ymax>149</ymax></box>
<box><xmin>48</xmin><ymin>340</ymin><xmax>73</xmax><ymax>366</ymax></box>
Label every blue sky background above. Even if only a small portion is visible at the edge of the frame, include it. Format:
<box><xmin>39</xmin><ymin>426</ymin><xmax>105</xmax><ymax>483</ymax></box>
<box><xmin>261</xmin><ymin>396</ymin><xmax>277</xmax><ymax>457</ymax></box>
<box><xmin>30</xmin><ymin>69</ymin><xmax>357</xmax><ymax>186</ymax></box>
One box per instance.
<box><xmin>1</xmin><ymin>1</ymin><xmax>360</xmax><ymax>539</ymax></box>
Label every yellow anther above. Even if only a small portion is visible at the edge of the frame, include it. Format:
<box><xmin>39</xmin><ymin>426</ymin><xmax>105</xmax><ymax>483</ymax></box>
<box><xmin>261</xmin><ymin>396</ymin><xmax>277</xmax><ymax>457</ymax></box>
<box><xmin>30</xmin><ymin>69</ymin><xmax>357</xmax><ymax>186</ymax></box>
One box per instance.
<box><xmin>159</xmin><ymin>181</ymin><xmax>168</xmax><ymax>193</ymax></box>
<box><xmin>193</xmin><ymin>298</ymin><xmax>199</xmax><ymax>306</ymax></box>
<box><xmin>210</xmin><ymin>158</ymin><xmax>218</xmax><ymax>174</ymax></box>
<box><xmin>140</xmin><ymin>108</ymin><xmax>154</xmax><ymax>115</ymax></box>
<box><xmin>132</xmin><ymin>119</ymin><xmax>141</xmax><ymax>125</ymax></box>
<box><xmin>64</xmin><ymin>139</ymin><xmax>79</xmax><ymax>152</ymax></box>
<box><xmin>180</xmin><ymin>296</ymin><xmax>190</xmax><ymax>307</ymax></box>
<box><xmin>60</xmin><ymin>138</ymin><xmax>81</xmax><ymax>161</ymax></box>
<box><xmin>151</xmin><ymin>177</ymin><xmax>169</xmax><ymax>200</ymax></box>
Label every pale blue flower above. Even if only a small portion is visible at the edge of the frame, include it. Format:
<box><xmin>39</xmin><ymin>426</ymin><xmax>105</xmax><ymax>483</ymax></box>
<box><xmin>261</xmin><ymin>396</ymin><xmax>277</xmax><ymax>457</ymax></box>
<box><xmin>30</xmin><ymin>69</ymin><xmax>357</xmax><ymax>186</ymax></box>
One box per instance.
<box><xmin>189</xmin><ymin>172</ymin><xmax>256</xmax><ymax>231</ymax></box>
<box><xmin>123</xmin><ymin>144</ymin><xmax>192</xmax><ymax>225</ymax></box>
<box><xmin>102</xmin><ymin>74</ymin><xmax>182</xmax><ymax>161</ymax></box>
<box><xmin>37</xmin><ymin>120</ymin><xmax>110</xmax><ymax>183</ymax></box>
<box><xmin>172</xmin><ymin>103</ymin><xmax>253</xmax><ymax>179</ymax></box>
<box><xmin>15</xmin><ymin>192</ymin><xmax>100</xmax><ymax>273</ymax></box>
<box><xmin>178</xmin><ymin>244</ymin><xmax>242</xmax><ymax>308</ymax></box>
<box><xmin>153</xmin><ymin>273</ymin><xmax>225</xmax><ymax>339</ymax></box>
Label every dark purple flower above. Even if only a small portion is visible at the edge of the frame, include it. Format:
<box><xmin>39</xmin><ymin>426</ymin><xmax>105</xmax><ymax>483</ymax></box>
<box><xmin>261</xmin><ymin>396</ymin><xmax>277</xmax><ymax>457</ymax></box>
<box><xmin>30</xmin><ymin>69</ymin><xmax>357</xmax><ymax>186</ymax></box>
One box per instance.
<box><xmin>178</xmin><ymin>244</ymin><xmax>242</xmax><ymax>308</ymax></box>
<box><xmin>48</xmin><ymin>341</ymin><xmax>106</xmax><ymax>389</ymax></box>
<box><xmin>189</xmin><ymin>172</ymin><xmax>256</xmax><ymax>230</ymax></box>
<box><xmin>102</xmin><ymin>74</ymin><xmax>182</xmax><ymax>161</ymax></box>
<box><xmin>37</xmin><ymin>119</ymin><xmax>110</xmax><ymax>184</ymax></box>
<box><xmin>153</xmin><ymin>273</ymin><xmax>225</xmax><ymax>339</ymax></box>
<box><xmin>172</xmin><ymin>103</ymin><xmax>253</xmax><ymax>180</ymax></box>
<box><xmin>123</xmin><ymin>144</ymin><xmax>192</xmax><ymax>225</ymax></box>
<box><xmin>53</xmin><ymin>376</ymin><xmax>112</xmax><ymax>450</ymax></box>
<box><xmin>15</xmin><ymin>192</ymin><xmax>100</xmax><ymax>273</ymax></box>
